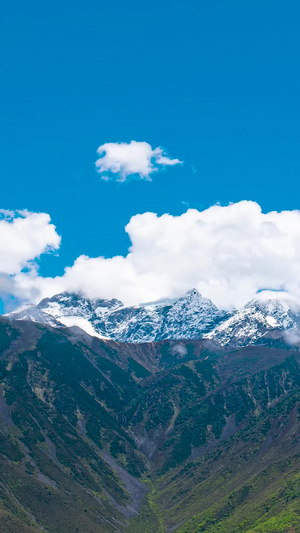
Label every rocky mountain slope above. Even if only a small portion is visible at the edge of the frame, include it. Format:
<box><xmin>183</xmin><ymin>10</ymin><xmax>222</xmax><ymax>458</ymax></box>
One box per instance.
<box><xmin>6</xmin><ymin>290</ymin><xmax>300</xmax><ymax>347</ymax></box>
<box><xmin>205</xmin><ymin>296</ymin><xmax>300</xmax><ymax>346</ymax></box>
<box><xmin>0</xmin><ymin>316</ymin><xmax>300</xmax><ymax>531</ymax></box>
<box><xmin>7</xmin><ymin>289</ymin><xmax>226</xmax><ymax>343</ymax></box>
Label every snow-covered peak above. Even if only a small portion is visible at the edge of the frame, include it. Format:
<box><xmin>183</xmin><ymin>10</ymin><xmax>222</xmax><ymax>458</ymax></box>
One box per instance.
<box><xmin>155</xmin><ymin>289</ymin><xmax>224</xmax><ymax>341</ymax></box>
<box><xmin>38</xmin><ymin>292</ymin><xmax>93</xmax><ymax>319</ymax></box>
<box><xmin>137</xmin><ymin>289</ymin><xmax>205</xmax><ymax>312</ymax></box>
<box><xmin>205</xmin><ymin>295</ymin><xmax>300</xmax><ymax>346</ymax></box>
<box><xmin>5</xmin><ymin>289</ymin><xmax>224</xmax><ymax>342</ymax></box>
<box><xmin>6</xmin><ymin>289</ymin><xmax>300</xmax><ymax>346</ymax></box>
<box><xmin>7</xmin><ymin>304</ymin><xmax>62</xmax><ymax>328</ymax></box>
<box><xmin>244</xmin><ymin>295</ymin><xmax>300</xmax><ymax>329</ymax></box>
<box><xmin>38</xmin><ymin>292</ymin><xmax>123</xmax><ymax>317</ymax></box>
<box><xmin>184</xmin><ymin>288</ymin><xmax>203</xmax><ymax>298</ymax></box>
<box><xmin>172</xmin><ymin>288</ymin><xmax>218</xmax><ymax>311</ymax></box>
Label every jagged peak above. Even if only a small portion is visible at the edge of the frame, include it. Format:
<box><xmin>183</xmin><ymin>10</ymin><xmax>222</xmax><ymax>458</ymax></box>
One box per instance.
<box><xmin>185</xmin><ymin>288</ymin><xmax>202</xmax><ymax>298</ymax></box>
<box><xmin>7</xmin><ymin>287</ymin><xmax>300</xmax><ymax>346</ymax></box>
<box><xmin>38</xmin><ymin>291</ymin><xmax>124</xmax><ymax>310</ymax></box>
<box><xmin>244</xmin><ymin>293</ymin><xmax>300</xmax><ymax>314</ymax></box>
<box><xmin>6</xmin><ymin>302</ymin><xmax>35</xmax><ymax>315</ymax></box>
<box><xmin>138</xmin><ymin>288</ymin><xmax>216</xmax><ymax>312</ymax></box>
<box><xmin>176</xmin><ymin>288</ymin><xmax>219</xmax><ymax>310</ymax></box>
<box><xmin>38</xmin><ymin>291</ymin><xmax>87</xmax><ymax>306</ymax></box>
<box><xmin>37</xmin><ymin>288</ymin><xmax>211</xmax><ymax>311</ymax></box>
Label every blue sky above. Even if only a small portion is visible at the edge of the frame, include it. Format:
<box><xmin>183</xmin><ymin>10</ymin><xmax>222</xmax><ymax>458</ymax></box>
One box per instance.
<box><xmin>1</xmin><ymin>1</ymin><xmax>300</xmax><ymax>310</ymax></box>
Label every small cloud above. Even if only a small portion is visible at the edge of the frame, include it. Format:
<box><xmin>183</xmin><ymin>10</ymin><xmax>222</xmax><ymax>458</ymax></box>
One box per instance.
<box><xmin>95</xmin><ymin>141</ymin><xmax>182</xmax><ymax>182</ymax></box>
<box><xmin>171</xmin><ymin>343</ymin><xmax>188</xmax><ymax>357</ymax></box>
<box><xmin>283</xmin><ymin>330</ymin><xmax>300</xmax><ymax>346</ymax></box>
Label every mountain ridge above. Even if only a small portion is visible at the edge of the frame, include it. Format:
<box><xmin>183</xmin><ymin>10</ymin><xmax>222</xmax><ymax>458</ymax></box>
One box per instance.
<box><xmin>6</xmin><ymin>289</ymin><xmax>300</xmax><ymax>347</ymax></box>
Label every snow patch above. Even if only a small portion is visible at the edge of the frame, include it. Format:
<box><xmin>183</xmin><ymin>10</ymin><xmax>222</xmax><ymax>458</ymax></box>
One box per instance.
<box><xmin>58</xmin><ymin>316</ymin><xmax>105</xmax><ymax>339</ymax></box>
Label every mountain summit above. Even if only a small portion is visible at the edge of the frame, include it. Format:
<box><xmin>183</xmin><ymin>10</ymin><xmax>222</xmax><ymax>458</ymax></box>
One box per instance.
<box><xmin>6</xmin><ymin>290</ymin><xmax>300</xmax><ymax>346</ymax></box>
<box><xmin>205</xmin><ymin>295</ymin><xmax>300</xmax><ymax>346</ymax></box>
<box><xmin>7</xmin><ymin>289</ymin><xmax>225</xmax><ymax>342</ymax></box>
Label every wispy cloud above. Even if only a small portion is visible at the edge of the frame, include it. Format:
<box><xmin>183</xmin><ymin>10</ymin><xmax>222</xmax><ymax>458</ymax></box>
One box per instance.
<box><xmin>95</xmin><ymin>141</ymin><xmax>182</xmax><ymax>182</ymax></box>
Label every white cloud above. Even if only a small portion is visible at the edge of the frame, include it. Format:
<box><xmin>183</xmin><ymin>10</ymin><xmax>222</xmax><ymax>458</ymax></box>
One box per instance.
<box><xmin>0</xmin><ymin>210</ymin><xmax>60</xmax><ymax>275</ymax></box>
<box><xmin>284</xmin><ymin>330</ymin><xmax>300</xmax><ymax>346</ymax></box>
<box><xmin>171</xmin><ymin>343</ymin><xmax>188</xmax><ymax>357</ymax></box>
<box><xmin>95</xmin><ymin>141</ymin><xmax>182</xmax><ymax>182</ymax></box>
<box><xmin>10</xmin><ymin>201</ymin><xmax>300</xmax><ymax>310</ymax></box>
<box><xmin>0</xmin><ymin>210</ymin><xmax>60</xmax><ymax>298</ymax></box>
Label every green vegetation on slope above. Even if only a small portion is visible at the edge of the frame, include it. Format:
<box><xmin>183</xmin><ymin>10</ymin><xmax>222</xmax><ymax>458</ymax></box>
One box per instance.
<box><xmin>0</xmin><ymin>318</ymin><xmax>300</xmax><ymax>532</ymax></box>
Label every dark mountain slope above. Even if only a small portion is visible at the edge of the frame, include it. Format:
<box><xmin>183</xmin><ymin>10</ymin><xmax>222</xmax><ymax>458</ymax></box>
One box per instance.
<box><xmin>129</xmin><ymin>389</ymin><xmax>300</xmax><ymax>533</ymax></box>
<box><xmin>71</xmin><ymin>328</ymin><xmax>221</xmax><ymax>374</ymax></box>
<box><xmin>0</xmin><ymin>317</ymin><xmax>300</xmax><ymax>532</ymax></box>
<box><xmin>125</xmin><ymin>344</ymin><xmax>300</xmax><ymax>473</ymax></box>
<box><xmin>0</xmin><ymin>318</ymin><xmax>147</xmax><ymax>532</ymax></box>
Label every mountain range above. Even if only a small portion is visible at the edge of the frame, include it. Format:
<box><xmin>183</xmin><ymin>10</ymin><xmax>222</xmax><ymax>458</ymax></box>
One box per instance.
<box><xmin>1</xmin><ymin>291</ymin><xmax>300</xmax><ymax>532</ymax></box>
<box><xmin>7</xmin><ymin>289</ymin><xmax>300</xmax><ymax>347</ymax></box>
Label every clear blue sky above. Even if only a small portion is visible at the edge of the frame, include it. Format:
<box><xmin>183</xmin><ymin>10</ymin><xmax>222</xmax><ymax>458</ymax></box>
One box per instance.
<box><xmin>1</xmin><ymin>0</ymin><xmax>300</xmax><ymax>280</ymax></box>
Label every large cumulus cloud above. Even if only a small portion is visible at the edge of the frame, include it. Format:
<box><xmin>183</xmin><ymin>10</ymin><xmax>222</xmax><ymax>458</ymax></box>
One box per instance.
<box><xmin>12</xmin><ymin>201</ymin><xmax>300</xmax><ymax>309</ymax></box>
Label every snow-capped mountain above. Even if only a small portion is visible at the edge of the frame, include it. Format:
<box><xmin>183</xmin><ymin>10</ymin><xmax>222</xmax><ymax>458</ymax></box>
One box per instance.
<box><xmin>205</xmin><ymin>296</ymin><xmax>300</xmax><ymax>346</ymax></box>
<box><xmin>6</xmin><ymin>304</ymin><xmax>63</xmax><ymax>328</ymax></box>
<box><xmin>103</xmin><ymin>289</ymin><xmax>226</xmax><ymax>342</ymax></box>
<box><xmin>6</xmin><ymin>290</ymin><xmax>300</xmax><ymax>346</ymax></box>
<box><xmin>6</xmin><ymin>289</ymin><xmax>226</xmax><ymax>343</ymax></box>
